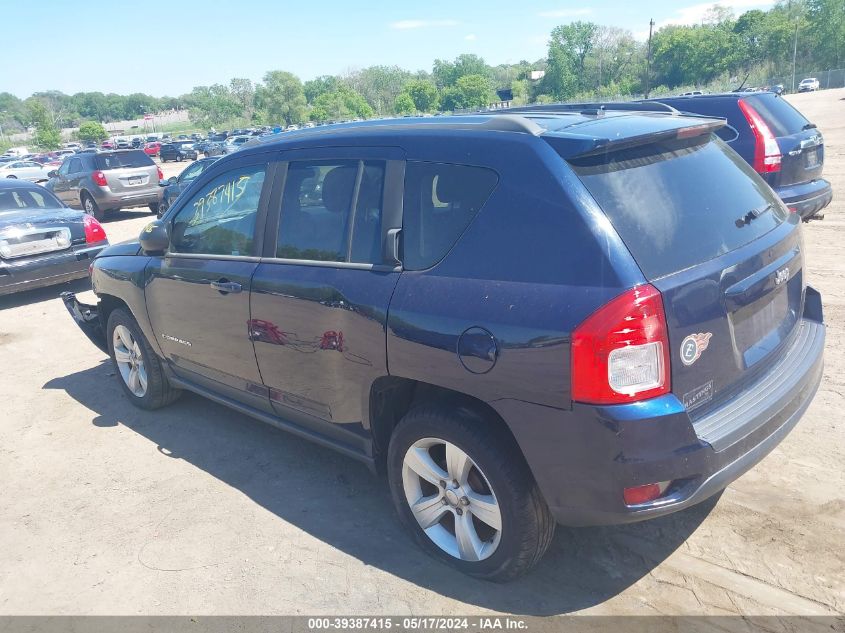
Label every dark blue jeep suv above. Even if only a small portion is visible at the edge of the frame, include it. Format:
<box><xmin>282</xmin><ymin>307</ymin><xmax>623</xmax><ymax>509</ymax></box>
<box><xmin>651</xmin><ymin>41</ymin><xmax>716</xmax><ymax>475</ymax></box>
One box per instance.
<box><xmin>62</xmin><ymin>109</ymin><xmax>825</xmax><ymax>581</ymax></box>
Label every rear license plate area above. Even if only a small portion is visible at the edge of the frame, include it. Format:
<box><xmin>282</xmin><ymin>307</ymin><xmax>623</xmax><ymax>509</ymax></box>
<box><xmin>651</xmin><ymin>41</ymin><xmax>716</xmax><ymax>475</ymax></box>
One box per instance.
<box><xmin>128</xmin><ymin>176</ymin><xmax>142</xmax><ymax>185</ymax></box>
<box><xmin>805</xmin><ymin>147</ymin><xmax>820</xmax><ymax>169</ymax></box>
<box><xmin>731</xmin><ymin>288</ymin><xmax>794</xmax><ymax>367</ymax></box>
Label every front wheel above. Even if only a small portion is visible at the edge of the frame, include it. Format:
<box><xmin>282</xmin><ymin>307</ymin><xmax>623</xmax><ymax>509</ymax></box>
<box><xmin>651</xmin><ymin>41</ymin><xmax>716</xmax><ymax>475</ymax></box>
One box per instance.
<box><xmin>106</xmin><ymin>308</ymin><xmax>180</xmax><ymax>410</ymax></box>
<box><xmin>176</xmin><ymin>154</ymin><xmax>183</xmax><ymax>162</ymax></box>
<box><xmin>387</xmin><ymin>402</ymin><xmax>555</xmax><ymax>581</ymax></box>
<box><xmin>148</xmin><ymin>202</ymin><xmax>160</xmax><ymax>215</ymax></box>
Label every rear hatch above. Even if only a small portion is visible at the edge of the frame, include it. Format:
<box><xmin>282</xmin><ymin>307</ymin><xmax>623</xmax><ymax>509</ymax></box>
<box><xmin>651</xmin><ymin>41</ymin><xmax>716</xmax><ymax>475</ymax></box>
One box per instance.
<box><xmin>556</xmin><ymin>119</ymin><xmax>804</xmax><ymax>416</ymax></box>
<box><xmin>739</xmin><ymin>93</ymin><xmax>824</xmax><ymax>188</ymax></box>
<box><xmin>96</xmin><ymin>151</ymin><xmax>158</xmax><ymax>194</ymax></box>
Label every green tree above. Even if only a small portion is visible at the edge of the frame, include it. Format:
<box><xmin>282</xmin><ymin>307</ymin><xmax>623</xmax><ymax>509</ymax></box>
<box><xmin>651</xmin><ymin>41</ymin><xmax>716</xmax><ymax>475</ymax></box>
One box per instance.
<box><xmin>432</xmin><ymin>54</ymin><xmax>490</xmax><ymax>87</ymax></box>
<box><xmin>27</xmin><ymin>101</ymin><xmax>62</xmax><ymax>149</ymax></box>
<box><xmin>344</xmin><ymin>65</ymin><xmax>412</xmax><ymax>115</ymax></box>
<box><xmin>393</xmin><ymin>92</ymin><xmax>415</xmax><ymax>115</ymax></box>
<box><xmin>543</xmin><ymin>21</ymin><xmax>599</xmax><ymax>98</ymax></box>
<box><xmin>455</xmin><ymin>74</ymin><xmax>492</xmax><ymax>108</ymax></box>
<box><xmin>404</xmin><ymin>80</ymin><xmax>439</xmax><ymax>112</ymax></box>
<box><xmin>229</xmin><ymin>78</ymin><xmax>255</xmax><ymax>119</ymax></box>
<box><xmin>77</xmin><ymin>120</ymin><xmax>107</xmax><ymax>143</ymax></box>
<box><xmin>309</xmin><ymin>85</ymin><xmax>373</xmax><ymax>122</ymax></box>
<box><xmin>183</xmin><ymin>84</ymin><xmax>241</xmax><ymax>127</ymax></box>
<box><xmin>255</xmin><ymin>71</ymin><xmax>307</xmax><ymax>126</ymax></box>
<box><xmin>304</xmin><ymin>75</ymin><xmax>340</xmax><ymax>103</ymax></box>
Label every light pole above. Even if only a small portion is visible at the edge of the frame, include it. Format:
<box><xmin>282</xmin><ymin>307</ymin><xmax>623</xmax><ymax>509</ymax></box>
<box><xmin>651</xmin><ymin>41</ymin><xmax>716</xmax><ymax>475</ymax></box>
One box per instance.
<box><xmin>791</xmin><ymin>17</ymin><xmax>799</xmax><ymax>93</ymax></box>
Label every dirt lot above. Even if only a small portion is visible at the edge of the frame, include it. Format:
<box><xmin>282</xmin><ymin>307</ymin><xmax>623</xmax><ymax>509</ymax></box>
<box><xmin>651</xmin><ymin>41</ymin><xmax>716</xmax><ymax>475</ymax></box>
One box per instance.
<box><xmin>1</xmin><ymin>92</ymin><xmax>843</xmax><ymax>617</ymax></box>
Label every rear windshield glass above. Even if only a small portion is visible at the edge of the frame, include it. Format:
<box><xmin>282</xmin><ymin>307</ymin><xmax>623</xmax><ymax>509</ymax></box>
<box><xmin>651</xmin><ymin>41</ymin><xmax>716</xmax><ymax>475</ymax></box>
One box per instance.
<box><xmin>743</xmin><ymin>94</ymin><xmax>809</xmax><ymax>136</ymax></box>
<box><xmin>0</xmin><ymin>187</ymin><xmax>63</xmax><ymax>210</ymax></box>
<box><xmin>569</xmin><ymin>136</ymin><xmax>788</xmax><ymax>279</ymax></box>
<box><xmin>95</xmin><ymin>151</ymin><xmax>154</xmax><ymax>170</ymax></box>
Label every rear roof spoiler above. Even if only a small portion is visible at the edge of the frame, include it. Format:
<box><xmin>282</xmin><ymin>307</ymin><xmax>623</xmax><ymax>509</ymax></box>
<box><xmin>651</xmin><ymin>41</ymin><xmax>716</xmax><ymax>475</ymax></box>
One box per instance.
<box><xmin>546</xmin><ymin>117</ymin><xmax>727</xmax><ymax>158</ymax></box>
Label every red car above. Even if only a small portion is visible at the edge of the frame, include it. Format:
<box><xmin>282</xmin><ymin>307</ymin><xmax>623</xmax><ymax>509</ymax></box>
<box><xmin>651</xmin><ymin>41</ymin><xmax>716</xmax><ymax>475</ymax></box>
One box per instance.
<box><xmin>143</xmin><ymin>142</ymin><xmax>161</xmax><ymax>156</ymax></box>
<box><xmin>101</xmin><ymin>140</ymin><xmax>114</xmax><ymax>150</ymax></box>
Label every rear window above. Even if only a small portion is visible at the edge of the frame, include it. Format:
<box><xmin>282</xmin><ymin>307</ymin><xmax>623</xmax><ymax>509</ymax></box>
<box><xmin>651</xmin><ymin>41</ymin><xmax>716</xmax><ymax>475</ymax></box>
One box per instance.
<box><xmin>0</xmin><ymin>187</ymin><xmax>63</xmax><ymax>210</ymax></box>
<box><xmin>95</xmin><ymin>151</ymin><xmax>154</xmax><ymax>170</ymax></box>
<box><xmin>569</xmin><ymin>136</ymin><xmax>788</xmax><ymax>279</ymax></box>
<box><xmin>742</xmin><ymin>94</ymin><xmax>809</xmax><ymax>136</ymax></box>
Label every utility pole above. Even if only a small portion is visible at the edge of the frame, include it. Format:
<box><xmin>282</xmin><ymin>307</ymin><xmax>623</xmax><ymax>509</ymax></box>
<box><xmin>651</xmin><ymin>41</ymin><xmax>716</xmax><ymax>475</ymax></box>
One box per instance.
<box><xmin>645</xmin><ymin>18</ymin><xmax>655</xmax><ymax>98</ymax></box>
<box><xmin>791</xmin><ymin>17</ymin><xmax>799</xmax><ymax>93</ymax></box>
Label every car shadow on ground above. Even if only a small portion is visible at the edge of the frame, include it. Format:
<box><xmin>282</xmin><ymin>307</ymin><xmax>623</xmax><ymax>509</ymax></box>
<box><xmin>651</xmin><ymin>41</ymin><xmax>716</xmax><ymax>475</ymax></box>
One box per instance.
<box><xmin>45</xmin><ymin>363</ymin><xmax>718</xmax><ymax>615</ymax></box>
<box><xmin>0</xmin><ymin>277</ymin><xmax>90</xmax><ymax>310</ymax></box>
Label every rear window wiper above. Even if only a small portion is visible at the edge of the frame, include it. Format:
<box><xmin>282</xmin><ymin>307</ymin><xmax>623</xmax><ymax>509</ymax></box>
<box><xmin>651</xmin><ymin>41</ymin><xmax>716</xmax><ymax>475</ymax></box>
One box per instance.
<box><xmin>736</xmin><ymin>202</ymin><xmax>773</xmax><ymax>227</ymax></box>
<box><xmin>802</xmin><ymin>123</ymin><xmax>817</xmax><ymax>130</ymax></box>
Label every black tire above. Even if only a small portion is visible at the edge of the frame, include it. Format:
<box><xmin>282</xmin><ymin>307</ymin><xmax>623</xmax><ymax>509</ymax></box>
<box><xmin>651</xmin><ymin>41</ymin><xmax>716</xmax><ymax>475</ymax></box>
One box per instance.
<box><xmin>106</xmin><ymin>308</ymin><xmax>180</xmax><ymax>410</ymax></box>
<box><xmin>148</xmin><ymin>202</ymin><xmax>160</xmax><ymax>215</ymax></box>
<box><xmin>81</xmin><ymin>192</ymin><xmax>104</xmax><ymax>221</ymax></box>
<box><xmin>176</xmin><ymin>154</ymin><xmax>183</xmax><ymax>162</ymax></box>
<box><xmin>387</xmin><ymin>401</ymin><xmax>555</xmax><ymax>582</ymax></box>
<box><xmin>157</xmin><ymin>199</ymin><xmax>169</xmax><ymax>218</ymax></box>
<box><xmin>6</xmin><ymin>175</ymin><xmax>17</xmax><ymax>179</ymax></box>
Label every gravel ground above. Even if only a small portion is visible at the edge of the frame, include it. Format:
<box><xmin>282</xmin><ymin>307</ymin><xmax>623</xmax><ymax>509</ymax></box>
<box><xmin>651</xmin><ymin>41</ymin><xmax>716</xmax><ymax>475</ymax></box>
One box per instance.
<box><xmin>1</xmin><ymin>93</ymin><xmax>843</xmax><ymax>616</ymax></box>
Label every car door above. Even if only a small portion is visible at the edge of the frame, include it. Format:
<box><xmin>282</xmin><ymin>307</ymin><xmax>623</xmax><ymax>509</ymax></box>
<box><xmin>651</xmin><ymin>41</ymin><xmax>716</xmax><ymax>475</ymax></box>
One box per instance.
<box><xmin>250</xmin><ymin>148</ymin><xmax>403</xmax><ymax>449</ymax></box>
<box><xmin>144</xmin><ymin>153</ymin><xmax>275</xmax><ymax>411</ymax></box>
<box><xmin>50</xmin><ymin>159</ymin><xmax>74</xmax><ymax>204</ymax></box>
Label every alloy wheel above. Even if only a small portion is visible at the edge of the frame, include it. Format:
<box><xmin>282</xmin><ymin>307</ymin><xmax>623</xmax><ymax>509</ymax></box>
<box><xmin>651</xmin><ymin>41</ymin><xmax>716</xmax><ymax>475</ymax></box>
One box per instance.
<box><xmin>112</xmin><ymin>325</ymin><xmax>148</xmax><ymax>397</ymax></box>
<box><xmin>402</xmin><ymin>437</ymin><xmax>502</xmax><ymax>562</ymax></box>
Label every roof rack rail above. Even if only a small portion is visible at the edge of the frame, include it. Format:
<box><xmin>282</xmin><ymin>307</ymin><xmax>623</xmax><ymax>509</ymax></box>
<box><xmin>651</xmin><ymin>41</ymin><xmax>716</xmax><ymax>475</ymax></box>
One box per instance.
<box><xmin>476</xmin><ymin>114</ymin><xmax>543</xmax><ymax>136</ymax></box>
<box><xmin>491</xmin><ymin>101</ymin><xmax>680</xmax><ymax>115</ymax></box>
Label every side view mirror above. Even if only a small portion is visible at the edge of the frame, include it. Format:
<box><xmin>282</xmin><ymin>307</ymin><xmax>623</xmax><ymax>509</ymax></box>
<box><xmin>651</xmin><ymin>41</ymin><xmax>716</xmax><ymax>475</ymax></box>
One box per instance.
<box><xmin>48</xmin><ymin>170</ymin><xmax>58</xmax><ymax>178</ymax></box>
<box><xmin>139</xmin><ymin>220</ymin><xmax>169</xmax><ymax>254</ymax></box>
<box><xmin>168</xmin><ymin>176</ymin><xmax>178</xmax><ymax>185</ymax></box>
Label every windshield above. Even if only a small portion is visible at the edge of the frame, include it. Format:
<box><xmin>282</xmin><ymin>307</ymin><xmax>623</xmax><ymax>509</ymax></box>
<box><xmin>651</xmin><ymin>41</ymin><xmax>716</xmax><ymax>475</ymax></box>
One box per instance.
<box><xmin>569</xmin><ymin>136</ymin><xmax>788</xmax><ymax>279</ymax></box>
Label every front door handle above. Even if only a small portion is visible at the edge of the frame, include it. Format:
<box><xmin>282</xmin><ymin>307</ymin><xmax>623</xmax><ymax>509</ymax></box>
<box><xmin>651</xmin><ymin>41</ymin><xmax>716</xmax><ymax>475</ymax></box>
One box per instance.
<box><xmin>210</xmin><ymin>279</ymin><xmax>242</xmax><ymax>294</ymax></box>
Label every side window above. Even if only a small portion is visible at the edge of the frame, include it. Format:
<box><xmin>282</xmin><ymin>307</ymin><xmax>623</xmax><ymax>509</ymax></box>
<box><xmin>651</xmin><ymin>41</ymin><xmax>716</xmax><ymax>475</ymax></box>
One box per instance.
<box><xmin>58</xmin><ymin>160</ymin><xmax>70</xmax><ymax>175</ymax></box>
<box><xmin>276</xmin><ymin>160</ymin><xmax>385</xmax><ymax>263</ymax></box>
<box><xmin>179</xmin><ymin>161</ymin><xmax>205</xmax><ymax>183</ymax></box>
<box><xmin>170</xmin><ymin>164</ymin><xmax>266</xmax><ymax>256</ymax></box>
<box><xmin>401</xmin><ymin>162</ymin><xmax>498</xmax><ymax>270</ymax></box>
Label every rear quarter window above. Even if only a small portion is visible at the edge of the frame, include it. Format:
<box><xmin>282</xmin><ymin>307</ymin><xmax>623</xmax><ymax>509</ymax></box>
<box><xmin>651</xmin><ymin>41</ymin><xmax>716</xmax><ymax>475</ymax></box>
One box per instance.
<box><xmin>96</xmin><ymin>151</ymin><xmax>154</xmax><ymax>170</ymax></box>
<box><xmin>402</xmin><ymin>162</ymin><xmax>498</xmax><ymax>270</ymax></box>
<box><xmin>569</xmin><ymin>136</ymin><xmax>788</xmax><ymax>279</ymax></box>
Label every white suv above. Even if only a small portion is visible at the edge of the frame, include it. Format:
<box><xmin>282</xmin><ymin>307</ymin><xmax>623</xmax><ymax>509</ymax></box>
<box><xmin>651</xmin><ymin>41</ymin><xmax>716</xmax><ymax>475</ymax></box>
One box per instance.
<box><xmin>799</xmin><ymin>77</ymin><xmax>820</xmax><ymax>92</ymax></box>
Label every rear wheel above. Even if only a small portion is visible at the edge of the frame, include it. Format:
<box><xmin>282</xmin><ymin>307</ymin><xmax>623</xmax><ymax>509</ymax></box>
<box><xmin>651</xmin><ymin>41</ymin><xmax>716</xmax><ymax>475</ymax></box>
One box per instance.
<box><xmin>81</xmin><ymin>192</ymin><xmax>104</xmax><ymax>221</ymax></box>
<box><xmin>176</xmin><ymin>154</ymin><xmax>183</xmax><ymax>162</ymax></box>
<box><xmin>148</xmin><ymin>202</ymin><xmax>160</xmax><ymax>215</ymax></box>
<box><xmin>106</xmin><ymin>308</ymin><xmax>180</xmax><ymax>410</ymax></box>
<box><xmin>387</xmin><ymin>402</ymin><xmax>555</xmax><ymax>581</ymax></box>
<box><xmin>157</xmin><ymin>199</ymin><xmax>169</xmax><ymax>218</ymax></box>
<box><xmin>6</xmin><ymin>175</ymin><xmax>16</xmax><ymax>179</ymax></box>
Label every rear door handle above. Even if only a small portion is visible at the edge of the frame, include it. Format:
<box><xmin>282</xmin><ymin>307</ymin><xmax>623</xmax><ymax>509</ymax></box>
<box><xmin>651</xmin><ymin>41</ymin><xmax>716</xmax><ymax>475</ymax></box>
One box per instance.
<box><xmin>210</xmin><ymin>280</ymin><xmax>242</xmax><ymax>294</ymax></box>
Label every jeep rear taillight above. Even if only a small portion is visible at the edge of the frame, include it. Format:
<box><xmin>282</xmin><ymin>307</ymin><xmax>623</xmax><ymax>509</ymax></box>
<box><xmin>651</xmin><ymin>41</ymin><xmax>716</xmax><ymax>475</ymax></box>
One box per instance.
<box><xmin>157</xmin><ymin>166</ymin><xmax>163</xmax><ymax>180</ymax></box>
<box><xmin>92</xmin><ymin>170</ymin><xmax>108</xmax><ymax>187</ymax></box>
<box><xmin>571</xmin><ymin>284</ymin><xmax>670</xmax><ymax>405</ymax></box>
<box><xmin>738</xmin><ymin>98</ymin><xmax>782</xmax><ymax>173</ymax></box>
<box><xmin>83</xmin><ymin>214</ymin><xmax>107</xmax><ymax>244</ymax></box>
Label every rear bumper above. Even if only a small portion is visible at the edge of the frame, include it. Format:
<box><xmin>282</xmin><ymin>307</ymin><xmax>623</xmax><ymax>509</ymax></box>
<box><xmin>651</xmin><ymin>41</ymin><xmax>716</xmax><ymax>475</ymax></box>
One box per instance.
<box><xmin>775</xmin><ymin>178</ymin><xmax>832</xmax><ymax>220</ymax></box>
<box><xmin>92</xmin><ymin>187</ymin><xmax>162</xmax><ymax>210</ymax></box>
<box><xmin>60</xmin><ymin>291</ymin><xmax>108</xmax><ymax>354</ymax></box>
<box><xmin>497</xmin><ymin>287</ymin><xmax>825</xmax><ymax>527</ymax></box>
<box><xmin>0</xmin><ymin>244</ymin><xmax>106</xmax><ymax>297</ymax></box>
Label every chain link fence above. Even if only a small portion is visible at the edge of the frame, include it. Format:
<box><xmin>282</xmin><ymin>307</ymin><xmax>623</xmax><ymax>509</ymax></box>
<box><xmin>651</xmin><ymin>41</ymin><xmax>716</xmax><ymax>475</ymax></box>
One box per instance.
<box><xmin>765</xmin><ymin>69</ymin><xmax>845</xmax><ymax>91</ymax></box>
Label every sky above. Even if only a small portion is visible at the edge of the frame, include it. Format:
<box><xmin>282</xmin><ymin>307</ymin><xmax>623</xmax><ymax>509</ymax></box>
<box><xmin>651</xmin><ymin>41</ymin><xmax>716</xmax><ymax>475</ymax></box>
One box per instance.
<box><xmin>2</xmin><ymin>0</ymin><xmax>774</xmax><ymax>98</ymax></box>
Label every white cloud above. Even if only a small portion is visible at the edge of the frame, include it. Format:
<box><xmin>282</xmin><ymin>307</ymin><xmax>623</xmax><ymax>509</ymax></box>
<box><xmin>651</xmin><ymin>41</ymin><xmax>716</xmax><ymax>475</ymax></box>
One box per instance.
<box><xmin>655</xmin><ymin>0</ymin><xmax>773</xmax><ymax>30</ymax></box>
<box><xmin>390</xmin><ymin>19</ymin><xmax>459</xmax><ymax>30</ymax></box>
<box><xmin>464</xmin><ymin>33</ymin><xmax>477</xmax><ymax>41</ymax></box>
<box><xmin>537</xmin><ymin>8</ymin><xmax>592</xmax><ymax>18</ymax></box>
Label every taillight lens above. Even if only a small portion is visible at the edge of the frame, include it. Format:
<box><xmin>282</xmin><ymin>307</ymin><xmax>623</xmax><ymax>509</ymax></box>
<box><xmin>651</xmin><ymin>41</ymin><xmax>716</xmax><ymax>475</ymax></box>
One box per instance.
<box><xmin>157</xmin><ymin>166</ymin><xmax>163</xmax><ymax>180</ymax></box>
<box><xmin>83</xmin><ymin>214</ymin><xmax>107</xmax><ymax>244</ymax></box>
<box><xmin>571</xmin><ymin>284</ymin><xmax>670</xmax><ymax>405</ymax></box>
<box><xmin>738</xmin><ymin>98</ymin><xmax>782</xmax><ymax>173</ymax></box>
<box><xmin>92</xmin><ymin>170</ymin><xmax>108</xmax><ymax>187</ymax></box>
